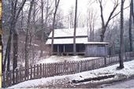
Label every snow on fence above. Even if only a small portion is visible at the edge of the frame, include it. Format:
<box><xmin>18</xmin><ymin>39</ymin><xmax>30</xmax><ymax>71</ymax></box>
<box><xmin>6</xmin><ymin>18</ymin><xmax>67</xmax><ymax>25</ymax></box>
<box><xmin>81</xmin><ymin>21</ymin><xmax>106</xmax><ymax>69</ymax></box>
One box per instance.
<box><xmin>2</xmin><ymin>52</ymin><xmax>134</xmax><ymax>87</ymax></box>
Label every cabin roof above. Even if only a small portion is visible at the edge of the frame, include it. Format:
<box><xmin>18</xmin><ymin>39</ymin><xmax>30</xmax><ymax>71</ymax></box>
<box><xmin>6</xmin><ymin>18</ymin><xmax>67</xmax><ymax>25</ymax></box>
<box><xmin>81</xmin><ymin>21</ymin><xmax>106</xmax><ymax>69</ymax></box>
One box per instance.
<box><xmin>84</xmin><ymin>42</ymin><xmax>109</xmax><ymax>45</ymax></box>
<box><xmin>46</xmin><ymin>28</ymin><xmax>109</xmax><ymax>45</ymax></box>
<box><xmin>46</xmin><ymin>38</ymin><xmax>88</xmax><ymax>44</ymax></box>
<box><xmin>46</xmin><ymin>27</ymin><xmax>88</xmax><ymax>44</ymax></box>
<box><xmin>48</xmin><ymin>27</ymin><xmax>88</xmax><ymax>37</ymax></box>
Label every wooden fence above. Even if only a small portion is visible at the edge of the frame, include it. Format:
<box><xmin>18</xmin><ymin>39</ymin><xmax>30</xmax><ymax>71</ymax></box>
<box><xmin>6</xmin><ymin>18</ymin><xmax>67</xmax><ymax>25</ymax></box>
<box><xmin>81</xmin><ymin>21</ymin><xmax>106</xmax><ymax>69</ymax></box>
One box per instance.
<box><xmin>2</xmin><ymin>52</ymin><xmax>134</xmax><ymax>88</ymax></box>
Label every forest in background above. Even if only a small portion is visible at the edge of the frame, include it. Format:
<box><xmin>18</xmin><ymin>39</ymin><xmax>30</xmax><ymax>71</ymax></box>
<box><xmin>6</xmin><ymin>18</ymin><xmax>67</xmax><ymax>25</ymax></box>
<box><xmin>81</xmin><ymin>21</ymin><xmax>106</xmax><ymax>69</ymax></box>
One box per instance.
<box><xmin>2</xmin><ymin>0</ymin><xmax>134</xmax><ymax>71</ymax></box>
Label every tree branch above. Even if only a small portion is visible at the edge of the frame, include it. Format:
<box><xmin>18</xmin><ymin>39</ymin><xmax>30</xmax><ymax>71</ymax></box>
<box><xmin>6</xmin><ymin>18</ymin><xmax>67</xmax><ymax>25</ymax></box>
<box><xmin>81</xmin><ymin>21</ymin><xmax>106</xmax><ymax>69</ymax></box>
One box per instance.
<box><xmin>98</xmin><ymin>0</ymin><xmax>105</xmax><ymax>28</ymax></box>
<box><xmin>15</xmin><ymin>0</ymin><xmax>27</xmax><ymax>21</ymax></box>
<box><xmin>110</xmin><ymin>5</ymin><xmax>129</xmax><ymax>20</ymax></box>
<box><xmin>105</xmin><ymin>2</ymin><xmax>119</xmax><ymax>28</ymax></box>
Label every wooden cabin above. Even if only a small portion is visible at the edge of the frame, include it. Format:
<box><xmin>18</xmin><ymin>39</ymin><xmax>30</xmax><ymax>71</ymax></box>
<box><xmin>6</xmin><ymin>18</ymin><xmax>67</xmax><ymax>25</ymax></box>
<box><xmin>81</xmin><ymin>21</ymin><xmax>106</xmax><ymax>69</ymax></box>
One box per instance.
<box><xmin>46</xmin><ymin>28</ymin><xmax>109</xmax><ymax>57</ymax></box>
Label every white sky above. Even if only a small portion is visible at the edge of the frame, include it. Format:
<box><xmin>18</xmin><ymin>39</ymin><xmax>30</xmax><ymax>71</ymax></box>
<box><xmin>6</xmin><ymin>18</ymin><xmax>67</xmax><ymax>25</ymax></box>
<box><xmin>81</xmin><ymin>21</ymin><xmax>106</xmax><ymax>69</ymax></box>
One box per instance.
<box><xmin>60</xmin><ymin>0</ymin><xmax>88</xmax><ymax>15</ymax></box>
<box><xmin>60</xmin><ymin>0</ymin><xmax>130</xmax><ymax>22</ymax></box>
<box><xmin>58</xmin><ymin>0</ymin><xmax>130</xmax><ymax>29</ymax></box>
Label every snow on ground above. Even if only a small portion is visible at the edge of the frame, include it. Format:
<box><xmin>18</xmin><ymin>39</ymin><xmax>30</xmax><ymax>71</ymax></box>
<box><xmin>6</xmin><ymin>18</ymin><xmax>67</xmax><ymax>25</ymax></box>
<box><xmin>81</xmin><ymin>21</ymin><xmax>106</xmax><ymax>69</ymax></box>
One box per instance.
<box><xmin>9</xmin><ymin>60</ymin><xmax>134</xmax><ymax>88</ymax></box>
<box><xmin>37</xmin><ymin>56</ymin><xmax>100</xmax><ymax>64</ymax></box>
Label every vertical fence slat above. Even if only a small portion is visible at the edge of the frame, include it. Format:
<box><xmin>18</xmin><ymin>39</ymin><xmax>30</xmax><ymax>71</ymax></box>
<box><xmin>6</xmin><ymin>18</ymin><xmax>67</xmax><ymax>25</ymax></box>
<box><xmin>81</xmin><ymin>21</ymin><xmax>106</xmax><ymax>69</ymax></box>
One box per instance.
<box><xmin>40</xmin><ymin>64</ymin><xmax>42</xmax><ymax>78</ymax></box>
<box><xmin>19</xmin><ymin>69</ymin><xmax>22</xmax><ymax>82</ymax></box>
<box><xmin>30</xmin><ymin>65</ymin><xmax>32</xmax><ymax>79</ymax></box>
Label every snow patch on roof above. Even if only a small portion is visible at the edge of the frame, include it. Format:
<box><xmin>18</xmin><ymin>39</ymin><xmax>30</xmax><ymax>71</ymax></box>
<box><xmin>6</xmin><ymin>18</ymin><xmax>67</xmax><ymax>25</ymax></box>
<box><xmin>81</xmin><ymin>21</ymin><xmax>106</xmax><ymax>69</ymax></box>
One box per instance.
<box><xmin>48</xmin><ymin>27</ymin><xmax>88</xmax><ymax>38</ymax></box>
<box><xmin>46</xmin><ymin>38</ymin><xmax>88</xmax><ymax>44</ymax></box>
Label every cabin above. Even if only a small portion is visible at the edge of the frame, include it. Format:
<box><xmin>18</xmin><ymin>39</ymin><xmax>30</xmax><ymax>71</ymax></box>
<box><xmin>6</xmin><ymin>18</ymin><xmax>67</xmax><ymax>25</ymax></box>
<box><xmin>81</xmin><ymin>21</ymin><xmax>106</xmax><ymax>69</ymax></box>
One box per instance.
<box><xmin>46</xmin><ymin>28</ymin><xmax>109</xmax><ymax>57</ymax></box>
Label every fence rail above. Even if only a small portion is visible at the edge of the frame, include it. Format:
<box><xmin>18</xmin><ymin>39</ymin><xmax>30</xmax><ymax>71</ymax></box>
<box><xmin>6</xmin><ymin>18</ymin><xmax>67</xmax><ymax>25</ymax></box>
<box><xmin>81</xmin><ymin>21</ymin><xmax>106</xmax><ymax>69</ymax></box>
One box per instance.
<box><xmin>2</xmin><ymin>52</ymin><xmax>134</xmax><ymax>88</ymax></box>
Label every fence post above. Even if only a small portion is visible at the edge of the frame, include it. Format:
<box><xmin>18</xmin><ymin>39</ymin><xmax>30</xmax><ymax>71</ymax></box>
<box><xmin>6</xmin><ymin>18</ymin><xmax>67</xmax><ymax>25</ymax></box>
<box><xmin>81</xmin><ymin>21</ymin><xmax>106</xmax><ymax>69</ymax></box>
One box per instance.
<box><xmin>104</xmin><ymin>57</ymin><xmax>107</xmax><ymax>67</ymax></box>
<box><xmin>54</xmin><ymin>63</ymin><xmax>56</xmax><ymax>75</ymax></box>
<box><xmin>77</xmin><ymin>61</ymin><xmax>79</xmax><ymax>73</ymax></box>
<box><xmin>37</xmin><ymin>65</ymin><xmax>39</xmax><ymax>78</ymax></box>
<box><xmin>33</xmin><ymin>65</ymin><xmax>35</xmax><ymax>79</ymax></box>
<box><xmin>63</xmin><ymin>61</ymin><xmax>66</xmax><ymax>74</ymax></box>
<box><xmin>24</xmin><ymin>67</ymin><xmax>27</xmax><ymax>81</ymax></box>
<box><xmin>46</xmin><ymin>64</ymin><xmax>48</xmax><ymax>77</ymax></box>
<box><xmin>40</xmin><ymin>64</ymin><xmax>42</xmax><ymax>78</ymax></box>
<box><xmin>19</xmin><ymin>69</ymin><xmax>22</xmax><ymax>82</ymax></box>
<box><xmin>30</xmin><ymin>65</ymin><xmax>32</xmax><ymax>79</ymax></box>
<box><xmin>45</xmin><ymin>64</ymin><xmax>46</xmax><ymax>77</ymax></box>
<box><xmin>43</xmin><ymin>64</ymin><xmax>45</xmax><ymax>77</ymax></box>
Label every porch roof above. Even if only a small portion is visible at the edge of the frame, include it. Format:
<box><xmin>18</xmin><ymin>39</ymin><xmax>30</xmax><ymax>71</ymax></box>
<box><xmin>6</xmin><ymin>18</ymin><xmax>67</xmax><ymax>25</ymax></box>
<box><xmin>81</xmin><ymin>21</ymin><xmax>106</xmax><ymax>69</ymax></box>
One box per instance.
<box><xmin>46</xmin><ymin>38</ymin><xmax>88</xmax><ymax>44</ymax></box>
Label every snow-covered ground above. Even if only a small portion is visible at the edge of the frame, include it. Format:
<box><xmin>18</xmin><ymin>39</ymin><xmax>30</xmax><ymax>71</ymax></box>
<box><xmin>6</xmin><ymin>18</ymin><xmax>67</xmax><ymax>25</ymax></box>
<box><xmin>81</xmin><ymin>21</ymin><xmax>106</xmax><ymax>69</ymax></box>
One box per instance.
<box><xmin>37</xmin><ymin>56</ymin><xmax>100</xmax><ymax>64</ymax></box>
<box><xmin>9</xmin><ymin>59</ymin><xmax>134</xmax><ymax>88</ymax></box>
<box><xmin>102</xmin><ymin>79</ymin><xmax>134</xmax><ymax>88</ymax></box>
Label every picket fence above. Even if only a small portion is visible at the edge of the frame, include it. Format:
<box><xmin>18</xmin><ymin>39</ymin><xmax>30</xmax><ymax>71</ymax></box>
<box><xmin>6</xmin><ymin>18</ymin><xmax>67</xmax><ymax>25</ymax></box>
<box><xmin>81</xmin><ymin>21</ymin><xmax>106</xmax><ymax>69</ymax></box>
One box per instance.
<box><xmin>2</xmin><ymin>52</ymin><xmax>134</xmax><ymax>87</ymax></box>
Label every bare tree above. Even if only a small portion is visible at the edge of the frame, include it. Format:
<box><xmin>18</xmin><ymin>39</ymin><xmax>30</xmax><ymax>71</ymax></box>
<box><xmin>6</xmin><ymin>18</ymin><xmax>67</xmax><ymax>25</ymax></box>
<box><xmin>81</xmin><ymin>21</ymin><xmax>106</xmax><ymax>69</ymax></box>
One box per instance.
<box><xmin>87</xmin><ymin>8</ymin><xmax>97</xmax><ymax>41</ymax></box>
<box><xmin>97</xmin><ymin>0</ymin><xmax>119</xmax><ymax>42</ymax></box>
<box><xmin>40</xmin><ymin>0</ymin><xmax>54</xmax><ymax>57</ymax></box>
<box><xmin>12</xmin><ymin>0</ymin><xmax>27</xmax><ymax>70</ymax></box>
<box><xmin>3</xmin><ymin>0</ymin><xmax>27</xmax><ymax>71</ymax></box>
<box><xmin>51</xmin><ymin>0</ymin><xmax>60</xmax><ymax>55</ymax></box>
<box><xmin>68</xmin><ymin>6</ymin><xmax>74</xmax><ymax>28</ymax></box>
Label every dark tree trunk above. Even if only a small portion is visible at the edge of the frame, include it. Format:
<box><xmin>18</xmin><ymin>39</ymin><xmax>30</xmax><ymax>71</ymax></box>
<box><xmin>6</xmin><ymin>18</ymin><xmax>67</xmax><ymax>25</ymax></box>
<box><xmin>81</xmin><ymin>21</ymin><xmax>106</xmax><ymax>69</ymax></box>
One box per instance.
<box><xmin>73</xmin><ymin>0</ymin><xmax>78</xmax><ymax>56</ymax></box>
<box><xmin>0</xmin><ymin>0</ymin><xmax>3</xmax><ymax>73</ymax></box>
<box><xmin>118</xmin><ymin>0</ymin><xmax>124</xmax><ymax>69</ymax></box>
<box><xmin>13</xmin><ymin>32</ymin><xmax>18</xmax><ymax>70</ymax></box>
<box><xmin>129</xmin><ymin>0</ymin><xmax>133</xmax><ymax>52</ymax></box>
<box><xmin>3</xmin><ymin>32</ymin><xmax>11</xmax><ymax>72</ymax></box>
<box><xmin>7</xmin><ymin>31</ymin><xmax>12</xmax><ymax>71</ymax></box>
<box><xmin>3</xmin><ymin>0</ymin><xmax>27</xmax><ymax>71</ymax></box>
<box><xmin>40</xmin><ymin>0</ymin><xmax>44</xmax><ymax>57</ymax></box>
<box><xmin>51</xmin><ymin>0</ymin><xmax>60</xmax><ymax>55</ymax></box>
<box><xmin>25</xmin><ymin>0</ymin><xmax>34</xmax><ymax>76</ymax></box>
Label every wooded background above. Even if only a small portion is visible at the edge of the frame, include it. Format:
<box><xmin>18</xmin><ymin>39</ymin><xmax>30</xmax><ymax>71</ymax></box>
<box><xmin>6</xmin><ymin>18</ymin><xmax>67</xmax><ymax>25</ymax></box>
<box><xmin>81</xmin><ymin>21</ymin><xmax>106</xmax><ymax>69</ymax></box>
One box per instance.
<box><xmin>2</xmin><ymin>0</ymin><xmax>134</xmax><ymax>71</ymax></box>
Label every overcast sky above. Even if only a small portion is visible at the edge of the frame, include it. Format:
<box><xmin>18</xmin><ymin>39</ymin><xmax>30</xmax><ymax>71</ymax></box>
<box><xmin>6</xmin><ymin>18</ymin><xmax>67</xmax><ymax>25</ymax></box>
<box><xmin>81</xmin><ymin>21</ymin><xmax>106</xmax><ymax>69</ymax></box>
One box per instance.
<box><xmin>60</xmin><ymin>0</ymin><xmax>129</xmax><ymax>18</ymax></box>
<box><xmin>60</xmin><ymin>0</ymin><xmax>88</xmax><ymax>15</ymax></box>
<box><xmin>59</xmin><ymin>0</ymin><xmax>130</xmax><ymax>28</ymax></box>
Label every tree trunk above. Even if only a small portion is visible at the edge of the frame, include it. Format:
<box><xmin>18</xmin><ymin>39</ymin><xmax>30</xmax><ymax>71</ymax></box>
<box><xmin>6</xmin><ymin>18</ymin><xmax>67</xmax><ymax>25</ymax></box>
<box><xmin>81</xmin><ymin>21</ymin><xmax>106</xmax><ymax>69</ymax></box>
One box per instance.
<box><xmin>3</xmin><ymin>31</ymin><xmax>11</xmax><ymax>72</ymax></box>
<box><xmin>0</xmin><ymin>0</ymin><xmax>3</xmax><ymax>74</ymax></box>
<box><xmin>51</xmin><ymin>0</ymin><xmax>60</xmax><ymax>55</ymax></box>
<box><xmin>32</xmin><ymin>0</ymin><xmax>36</xmax><ymax>63</ymax></box>
<box><xmin>129</xmin><ymin>0</ymin><xmax>133</xmax><ymax>52</ymax></box>
<box><xmin>25</xmin><ymin>0</ymin><xmax>34</xmax><ymax>76</ymax></box>
<box><xmin>118</xmin><ymin>0</ymin><xmax>124</xmax><ymax>69</ymax></box>
<box><xmin>13</xmin><ymin>32</ymin><xmax>18</xmax><ymax>70</ymax></box>
<box><xmin>73</xmin><ymin>0</ymin><xmax>78</xmax><ymax>56</ymax></box>
<box><xmin>98</xmin><ymin>0</ymin><xmax>119</xmax><ymax>42</ymax></box>
<box><xmin>100</xmin><ymin>32</ymin><xmax>104</xmax><ymax>42</ymax></box>
<box><xmin>40</xmin><ymin>0</ymin><xmax>44</xmax><ymax>57</ymax></box>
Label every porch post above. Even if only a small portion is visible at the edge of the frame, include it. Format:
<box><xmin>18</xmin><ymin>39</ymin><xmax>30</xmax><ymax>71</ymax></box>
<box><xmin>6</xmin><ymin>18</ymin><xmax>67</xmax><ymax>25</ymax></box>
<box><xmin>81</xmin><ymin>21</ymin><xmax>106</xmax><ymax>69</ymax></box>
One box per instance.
<box><xmin>63</xmin><ymin>45</ymin><xmax>65</xmax><ymax>53</ymax></box>
<box><xmin>57</xmin><ymin>45</ymin><xmax>60</xmax><ymax>55</ymax></box>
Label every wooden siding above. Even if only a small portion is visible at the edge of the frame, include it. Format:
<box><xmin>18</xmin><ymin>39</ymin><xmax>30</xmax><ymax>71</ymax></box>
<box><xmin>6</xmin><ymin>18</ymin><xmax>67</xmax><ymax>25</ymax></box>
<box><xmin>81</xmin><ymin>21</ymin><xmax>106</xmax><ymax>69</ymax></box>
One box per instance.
<box><xmin>85</xmin><ymin>44</ymin><xmax>108</xmax><ymax>57</ymax></box>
